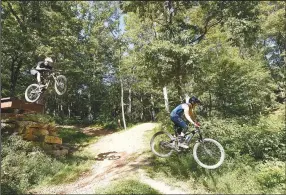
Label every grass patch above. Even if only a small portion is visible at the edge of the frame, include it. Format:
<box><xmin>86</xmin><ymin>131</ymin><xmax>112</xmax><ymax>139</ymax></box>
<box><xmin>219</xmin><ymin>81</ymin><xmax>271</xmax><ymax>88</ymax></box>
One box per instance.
<box><xmin>95</xmin><ymin>179</ymin><xmax>161</xmax><ymax>194</ymax></box>
<box><xmin>58</xmin><ymin>127</ymin><xmax>98</xmax><ymax>145</ymax></box>
<box><xmin>41</xmin><ymin>150</ymin><xmax>96</xmax><ymax>185</ymax></box>
<box><xmin>21</xmin><ymin>113</ymin><xmax>55</xmax><ymax>124</ymax></box>
<box><xmin>146</xmin><ymin>151</ymin><xmax>285</xmax><ymax>194</ymax></box>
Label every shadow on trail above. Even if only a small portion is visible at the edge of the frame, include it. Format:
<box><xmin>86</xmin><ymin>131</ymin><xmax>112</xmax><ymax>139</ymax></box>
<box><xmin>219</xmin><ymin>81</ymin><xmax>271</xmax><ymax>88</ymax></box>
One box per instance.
<box><xmin>95</xmin><ymin>151</ymin><xmax>121</xmax><ymax>161</ymax></box>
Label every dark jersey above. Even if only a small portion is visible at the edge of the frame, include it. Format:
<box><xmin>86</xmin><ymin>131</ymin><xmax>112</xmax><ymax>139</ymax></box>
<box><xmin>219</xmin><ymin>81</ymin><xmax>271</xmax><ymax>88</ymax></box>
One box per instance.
<box><xmin>35</xmin><ymin>61</ymin><xmax>53</xmax><ymax>70</ymax></box>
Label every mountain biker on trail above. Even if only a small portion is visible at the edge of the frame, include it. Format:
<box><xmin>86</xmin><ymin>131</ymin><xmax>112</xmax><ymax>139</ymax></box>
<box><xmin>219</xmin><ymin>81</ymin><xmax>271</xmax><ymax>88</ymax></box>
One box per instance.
<box><xmin>30</xmin><ymin>57</ymin><xmax>53</xmax><ymax>87</ymax></box>
<box><xmin>170</xmin><ymin>96</ymin><xmax>201</xmax><ymax>149</ymax></box>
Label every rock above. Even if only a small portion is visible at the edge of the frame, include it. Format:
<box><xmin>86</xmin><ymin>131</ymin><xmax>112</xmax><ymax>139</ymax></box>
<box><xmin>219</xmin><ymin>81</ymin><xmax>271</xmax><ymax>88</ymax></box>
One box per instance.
<box><xmin>34</xmin><ymin>129</ymin><xmax>49</xmax><ymax>136</ymax></box>
<box><xmin>1</xmin><ymin>122</ymin><xmax>17</xmax><ymax>130</ymax></box>
<box><xmin>28</xmin><ymin>123</ymin><xmax>44</xmax><ymax>128</ymax></box>
<box><xmin>23</xmin><ymin>128</ymin><xmax>41</xmax><ymax>141</ymax></box>
<box><xmin>40</xmin><ymin>143</ymin><xmax>54</xmax><ymax>151</ymax></box>
<box><xmin>23</xmin><ymin>133</ymin><xmax>37</xmax><ymax>141</ymax></box>
<box><xmin>47</xmin><ymin>124</ymin><xmax>57</xmax><ymax>131</ymax></box>
<box><xmin>44</xmin><ymin>135</ymin><xmax>62</xmax><ymax>144</ymax></box>
<box><xmin>18</xmin><ymin>121</ymin><xmax>38</xmax><ymax>130</ymax></box>
<box><xmin>51</xmin><ymin>149</ymin><xmax>69</xmax><ymax>156</ymax></box>
<box><xmin>49</xmin><ymin>131</ymin><xmax>58</xmax><ymax>136</ymax></box>
<box><xmin>1</xmin><ymin>122</ymin><xmax>18</xmax><ymax>135</ymax></box>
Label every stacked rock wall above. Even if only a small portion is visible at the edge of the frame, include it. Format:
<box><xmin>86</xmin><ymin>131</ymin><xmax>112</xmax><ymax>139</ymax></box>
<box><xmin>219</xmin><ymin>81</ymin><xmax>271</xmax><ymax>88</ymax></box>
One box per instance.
<box><xmin>2</xmin><ymin>114</ymin><xmax>62</xmax><ymax>144</ymax></box>
<box><xmin>1</xmin><ymin>114</ymin><xmax>69</xmax><ymax>156</ymax></box>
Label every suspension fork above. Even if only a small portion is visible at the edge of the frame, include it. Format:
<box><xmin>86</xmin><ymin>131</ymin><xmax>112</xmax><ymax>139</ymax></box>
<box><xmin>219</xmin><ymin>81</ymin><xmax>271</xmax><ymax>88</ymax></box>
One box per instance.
<box><xmin>51</xmin><ymin>73</ymin><xmax>57</xmax><ymax>84</ymax></box>
<box><xmin>184</xmin><ymin>128</ymin><xmax>197</xmax><ymax>145</ymax></box>
<box><xmin>197</xmin><ymin>128</ymin><xmax>204</xmax><ymax>142</ymax></box>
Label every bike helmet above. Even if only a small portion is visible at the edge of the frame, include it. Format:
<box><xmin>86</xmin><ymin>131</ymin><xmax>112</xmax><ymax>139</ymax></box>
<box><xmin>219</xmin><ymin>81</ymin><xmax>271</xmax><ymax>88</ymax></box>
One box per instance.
<box><xmin>189</xmin><ymin>96</ymin><xmax>201</xmax><ymax>104</ymax></box>
<box><xmin>44</xmin><ymin>57</ymin><xmax>53</xmax><ymax>66</ymax></box>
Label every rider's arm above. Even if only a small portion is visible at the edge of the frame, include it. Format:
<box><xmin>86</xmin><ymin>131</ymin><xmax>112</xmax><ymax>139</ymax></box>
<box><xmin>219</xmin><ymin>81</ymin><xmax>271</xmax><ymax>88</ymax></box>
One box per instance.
<box><xmin>182</xmin><ymin>104</ymin><xmax>195</xmax><ymax>125</ymax></box>
<box><xmin>35</xmin><ymin>61</ymin><xmax>48</xmax><ymax>70</ymax></box>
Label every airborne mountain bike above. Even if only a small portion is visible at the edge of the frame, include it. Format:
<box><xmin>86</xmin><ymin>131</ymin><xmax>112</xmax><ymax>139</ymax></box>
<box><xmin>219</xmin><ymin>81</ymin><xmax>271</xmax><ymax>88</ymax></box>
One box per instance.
<box><xmin>150</xmin><ymin>125</ymin><xmax>225</xmax><ymax>169</ymax></box>
<box><xmin>25</xmin><ymin>70</ymin><xmax>67</xmax><ymax>103</ymax></box>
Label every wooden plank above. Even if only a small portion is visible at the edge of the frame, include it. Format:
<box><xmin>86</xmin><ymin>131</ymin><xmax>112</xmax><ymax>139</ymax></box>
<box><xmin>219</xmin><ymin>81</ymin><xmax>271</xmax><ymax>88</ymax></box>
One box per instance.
<box><xmin>1</xmin><ymin>101</ymin><xmax>12</xmax><ymax>109</ymax></box>
<box><xmin>1</xmin><ymin>97</ymin><xmax>13</xmax><ymax>102</ymax></box>
<box><xmin>1</xmin><ymin>97</ymin><xmax>44</xmax><ymax>113</ymax></box>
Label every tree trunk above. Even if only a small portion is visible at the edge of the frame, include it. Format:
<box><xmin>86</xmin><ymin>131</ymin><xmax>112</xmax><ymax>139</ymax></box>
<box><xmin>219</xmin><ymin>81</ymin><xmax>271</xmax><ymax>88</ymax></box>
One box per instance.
<box><xmin>151</xmin><ymin>94</ymin><xmax>156</xmax><ymax>121</ymax></box>
<box><xmin>68</xmin><ymin>104</ymin><xmax>71</xmax><ymax>118</ymax></box>
<box><xmin>140</xmin><ymin>95</ymin><xmax>144</xmax><ymax>120</ymax></box>
<box><xmin>163</xmin><ymin>86</ymin><xmax>170</xmax><ymax>113</ymax></box>
<box><xmin>10</xmin><ymin>57</ymin><xmax>22</xmax><ymax>97</ymax></box>
<box><xmin>127</xmin><ymin>87</ymin><xmax>132</xmax><ymax>115</ymax></box>
<box><xmin>209</xmin><ymin>91</ymin><xmax>212</xmax><ymax>117</ymax></box>
<box><xmin>120</xmin><ymin>78</ymin><xmax>127</xmax><ymax>130</ymax></box>
<box><xmin>88</xmin><ymin>92</ymin><xmax>93</xmax><ymax>121</ymax></box>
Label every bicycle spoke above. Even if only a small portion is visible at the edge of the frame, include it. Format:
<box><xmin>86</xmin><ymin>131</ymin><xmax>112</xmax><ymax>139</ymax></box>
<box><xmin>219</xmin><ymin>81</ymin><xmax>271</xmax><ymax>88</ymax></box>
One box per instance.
<box><xmin>196</xmin><ymin>141</ymin><xmax>222</xmax><ymax>166</ymax></box>
<box><xmin>151</xmin><ymin>131</ymin><xmax>174</xmax><ymax>157</ymax></box>
<box><xmin>25</xmin><ymin>84</ymin><xmax>41</xmax><ymax>102</ymax></box>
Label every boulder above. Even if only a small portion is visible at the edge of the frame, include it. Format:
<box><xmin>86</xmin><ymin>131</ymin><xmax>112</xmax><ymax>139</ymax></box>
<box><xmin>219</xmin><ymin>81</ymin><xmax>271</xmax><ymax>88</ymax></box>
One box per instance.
<box><xmin>51</xmin><ymin>149</ymin><xmax>69</xmax><ymax>156</ymax></box>
<box><xmin>44</xmin><ymin>135</ymin><xmax>62</xmax><ymax>144</ymax></box>
<box><xmin>34</xmin><ymin>129</ymin><xmax>49</xmax><ymax>136</ymax></box>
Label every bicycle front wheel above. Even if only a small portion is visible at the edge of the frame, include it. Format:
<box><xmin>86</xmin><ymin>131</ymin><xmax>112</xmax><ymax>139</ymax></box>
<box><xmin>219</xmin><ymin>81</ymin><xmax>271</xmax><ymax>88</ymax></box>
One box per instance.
<box><xmin>193</xmin><ymin>138</ymin><xmax>225</xmax><ymax>169</ymax></box>
<box><xmin>25</xmin><ymin>84</ymin><xmax>42</xmax><ymax>103</ymax></box>
<box><xmin>54</xmin><ymin>75</ymin><xmax>67</xmax><ymax>95</ymax></box>
<box><xmin>150</xmin><ymin>131</ymin><xmax>175</xmax><ymax>158</ymax></box>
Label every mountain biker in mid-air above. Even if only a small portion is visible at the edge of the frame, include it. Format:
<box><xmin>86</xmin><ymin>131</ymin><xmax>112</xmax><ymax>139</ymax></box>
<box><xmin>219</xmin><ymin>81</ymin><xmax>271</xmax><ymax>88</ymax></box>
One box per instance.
<box><xmin>30</xmin><ymin>57</ymin><xmax>53</xmax><ymax>88</ymax></box>
<box><xmin>170</xmin><ymin>96</ymin><xmax>201</xmax><ymax>149</ymax></box>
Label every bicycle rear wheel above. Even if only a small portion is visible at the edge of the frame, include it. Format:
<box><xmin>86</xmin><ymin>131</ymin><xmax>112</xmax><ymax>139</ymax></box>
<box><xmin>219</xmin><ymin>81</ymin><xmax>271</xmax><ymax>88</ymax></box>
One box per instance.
<box><xmin>193</xmin><ymin>138</ymin><xmax>225</xmax><ymax>169</ymax></box>
<box><xmin>150</xmin><ymin>131</ymin><xmax>175</xmax><ymax>158</ymax></box>
<box><xmin>25</xmin><ymin>84</ymin><xmax>42</xmax><ymax>103</ymax></box>
<box><xmin>54</xmin><ymin>75</ymin><xmax>67</xmax><ymax>95</ymax></box>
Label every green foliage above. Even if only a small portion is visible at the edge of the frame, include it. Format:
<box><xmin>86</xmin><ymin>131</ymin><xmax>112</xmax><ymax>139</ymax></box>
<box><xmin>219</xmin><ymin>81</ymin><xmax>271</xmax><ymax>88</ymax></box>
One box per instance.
<box><xmin>256</xmin><ymin>161</ymin><xmax>285</xmax><ymax>189</ymax></box>
<box><xmin>1</xmin><ymin>135</ymin><xmax>65</xmax><ymax>194</ymax></box>
<box><xmin>42</xmin><ymin>151</ymin><xmax>95</xmax><ymax>185</ymax></box>
<box><xmin>95</xmin><ymin>179</ymin><xmax>161</xmax><ymax>194</ymax></box>
<box><xmin>1</xmin><ymin>131</ymin><xmax>98</xmax><ymax>194</ymax></box>
<box><xmin>201</xmin><ymin>112</ymin><xmax>285</xmax><ymax>161</ymax></box>
<box><xmin>21</xmin><ymin>113</ymin><xmax>55</xmax><ymax>124</ymax></box>
<box><xmin>148</xmin><ymin>141</ymin><xmax>285</xmax><ymax>194</ymax></box>
<box><xmin>57</xmin><ymin>127</ymin><xmax>96</xmax><ymax>145</ymax></box>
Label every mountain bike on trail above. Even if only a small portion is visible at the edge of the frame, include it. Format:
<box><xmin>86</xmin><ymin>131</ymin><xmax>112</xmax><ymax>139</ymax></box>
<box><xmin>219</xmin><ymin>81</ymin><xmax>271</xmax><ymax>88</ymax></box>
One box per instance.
<box><xmin>25</xmin><ymin>70</ymin><xmax>67</xmax><ymax>103</ymax></box>
<box><xmin>150</xmin><ymin>125</ymin><xmax>225</xmax><ymax>169</ymax></box>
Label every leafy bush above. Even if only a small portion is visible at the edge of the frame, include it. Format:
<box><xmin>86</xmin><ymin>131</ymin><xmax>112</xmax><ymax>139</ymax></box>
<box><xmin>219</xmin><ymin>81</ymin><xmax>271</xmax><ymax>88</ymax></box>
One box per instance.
<box><xmin>1</xmin><ymin>135</ymin><xmax>64</xmax><ymax>194</ymax></box>
<box><xmin>1</xmin><ymin>134</ymin><xmax>96</xmax><ymax>194</ymax></box>
<box><xmin>201</xmin><ymin>116</ymin><xmax>285</xmax><ymax>161</ymax></box>
<box><xmin>255</xmin><ymin>161</ymin><xmax>285</xmax><ymax>189</ymax></box>
<box><xmin>22</xmin><ymin>113</ymin><xmax>55</xmax><ymax>124</ymax></box>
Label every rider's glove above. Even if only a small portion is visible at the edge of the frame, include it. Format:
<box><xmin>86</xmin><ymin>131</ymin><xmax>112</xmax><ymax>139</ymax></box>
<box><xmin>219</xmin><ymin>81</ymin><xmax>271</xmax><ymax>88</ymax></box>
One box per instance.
<box><xmin>194</xmin><ymin>122</ymin><xmax>201</xmax><ymax>127</ymax></box>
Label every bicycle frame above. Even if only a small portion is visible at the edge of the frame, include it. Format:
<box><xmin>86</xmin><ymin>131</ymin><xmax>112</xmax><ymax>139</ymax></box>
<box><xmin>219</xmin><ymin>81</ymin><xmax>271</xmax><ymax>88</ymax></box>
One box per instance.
<box><xmin>43</xmin><ymin>72</ymin><xmax>58</xmax><ymax>89</ymax></box>
<box><xmin>173</xmin><ymin>126</ymin><xmax>204</xmax><ymax>147</ymax></box>
<box><xmin>185</xmin><ymin>127</ymin><xmax>204</xmax><ymax>145</ymax></box>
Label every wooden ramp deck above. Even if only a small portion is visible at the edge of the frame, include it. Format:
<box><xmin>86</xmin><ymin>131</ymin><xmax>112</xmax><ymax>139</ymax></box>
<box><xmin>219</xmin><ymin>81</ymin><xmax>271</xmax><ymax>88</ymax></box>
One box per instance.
<box><xmin>1</xmin><ymin>97</ymin><xmax>44</xmax><ymax>114</ymax></box>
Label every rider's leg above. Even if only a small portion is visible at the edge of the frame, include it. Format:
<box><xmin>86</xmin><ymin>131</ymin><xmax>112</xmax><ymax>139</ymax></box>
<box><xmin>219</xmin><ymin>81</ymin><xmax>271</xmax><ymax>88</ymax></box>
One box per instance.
<box><xmin>36</xmin><ymin>72</ymin><xmax>42</xmax><ymax>85</ymax></box>
<box><xmin>171</xmin><ymin>116</ymin><xmax>188</xmax><ymax>134</ymax></box>
<box><xmin>173</xmin><ymin>124</ymin><xmax>181</xmax><ymax>136</ymax></box>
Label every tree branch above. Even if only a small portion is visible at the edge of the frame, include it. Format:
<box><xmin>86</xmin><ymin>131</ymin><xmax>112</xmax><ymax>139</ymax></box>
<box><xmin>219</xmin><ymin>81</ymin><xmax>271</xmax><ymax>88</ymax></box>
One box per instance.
<box><xmin>7</xmin><ymin>2</ymin><xmax>26</xmax><ymax>33</ymax></box>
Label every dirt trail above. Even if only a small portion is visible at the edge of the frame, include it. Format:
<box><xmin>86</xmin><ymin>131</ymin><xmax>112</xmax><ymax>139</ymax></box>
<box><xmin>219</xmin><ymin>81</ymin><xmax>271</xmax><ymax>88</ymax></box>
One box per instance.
<box><xmin>31</xmin><ymin>123</ymin><xmax>191</xmax><ymax>194</ymax></box>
